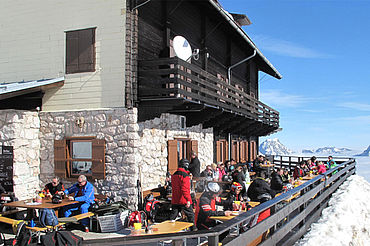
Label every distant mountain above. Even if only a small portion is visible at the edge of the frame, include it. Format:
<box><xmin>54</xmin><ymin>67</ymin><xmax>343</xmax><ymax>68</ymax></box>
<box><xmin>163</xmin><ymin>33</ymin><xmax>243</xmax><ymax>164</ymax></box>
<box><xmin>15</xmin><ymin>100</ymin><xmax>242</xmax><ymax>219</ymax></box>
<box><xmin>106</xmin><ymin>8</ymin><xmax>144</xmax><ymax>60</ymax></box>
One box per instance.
<box><xmin>355</xmin><ymin>145</ymin><xmax>370</xmax><ymax>156</ymax></box>
<box><xmin>302</xmin><ymin>149</ymin><xmax>315</xmax><ymax>154</ymax></box>
<box><xmin>301</xmin><ymin>147</ymin><xmax>352</xmax><ymax>155</ymax></box>
<box><xmin>315</xmin><ymin>147</ymin><xmax>352</xmax><ymax>154</ymax></box>
<box><xmin>259</xmin><ymin>138</ymin><xmax>292</xmax><ymax>156</ymax></box>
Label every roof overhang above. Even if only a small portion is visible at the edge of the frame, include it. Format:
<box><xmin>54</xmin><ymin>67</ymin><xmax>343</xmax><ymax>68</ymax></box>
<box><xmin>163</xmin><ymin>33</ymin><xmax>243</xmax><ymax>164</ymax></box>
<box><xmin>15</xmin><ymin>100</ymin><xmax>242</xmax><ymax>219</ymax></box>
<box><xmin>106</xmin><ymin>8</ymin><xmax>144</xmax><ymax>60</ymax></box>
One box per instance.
<box><xmin>208</xmin><ymin>0</ymin><xmax>282</xmax><ymax>79</ymax></box>
<box><xmin>0</xmin><ymin>77</ymin><xmax>64</xmax><ymax>101</ymax></box>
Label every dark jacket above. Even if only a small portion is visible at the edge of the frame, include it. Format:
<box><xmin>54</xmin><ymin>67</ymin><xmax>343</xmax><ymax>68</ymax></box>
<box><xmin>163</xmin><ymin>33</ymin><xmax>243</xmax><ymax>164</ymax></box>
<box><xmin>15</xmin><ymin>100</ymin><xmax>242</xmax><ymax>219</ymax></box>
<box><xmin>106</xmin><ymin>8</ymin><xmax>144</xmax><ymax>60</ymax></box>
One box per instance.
<box><xmin>223</xmin><ymin>191</ymin><xmax>242</xmax><ymax>211</ymax></box>
<box><xmin>293</xmin><ymin>166</ymin><xmax>305</xmax><ymax>179</ymax></box>
<box><xmin>196</xmin><ymin>192</ymin><xmax>225</xmax><ymax>230</ymax></box>
<box><xmin>253</xmin><ymin>159</ymin><xmax>264</xmax><ymax>171</ymax></box>
<box><xmin>232</xmin><ymin>171</ymin><xmax>245</xmax><ymax>188</ymax></box>
<box><xmin>247</xmin><ymin>178</ymin><xmax>276</xmax><ymax>202</ymax></box>
<box><xmin>171</xmin><ymin>168</ymin><xmax>192</xmax><ymax>205</ymax></box>
<box><xmin>189</xmin><ymin>157</ymin><xmax>201</xmax><ymax>177</ymax></box>
<box><xmin>43</xmin><ymin>182</ymin><xmax>65</xmax><ymax>195</ymax></box>
<box><xmin>270</xmin><ymin>172</ymin><xmax>284</xmax><ymax>191</ymax></box>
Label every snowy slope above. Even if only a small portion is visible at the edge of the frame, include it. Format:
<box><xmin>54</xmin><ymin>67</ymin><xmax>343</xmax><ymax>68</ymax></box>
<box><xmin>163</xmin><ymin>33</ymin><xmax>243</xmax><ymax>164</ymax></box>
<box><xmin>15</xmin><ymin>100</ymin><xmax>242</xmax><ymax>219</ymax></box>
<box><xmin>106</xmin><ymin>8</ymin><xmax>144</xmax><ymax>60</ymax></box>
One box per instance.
<box><xmin>355</xmin><ymin>145</ymin><xmax>370</xmax><ymax>156</ymax></box>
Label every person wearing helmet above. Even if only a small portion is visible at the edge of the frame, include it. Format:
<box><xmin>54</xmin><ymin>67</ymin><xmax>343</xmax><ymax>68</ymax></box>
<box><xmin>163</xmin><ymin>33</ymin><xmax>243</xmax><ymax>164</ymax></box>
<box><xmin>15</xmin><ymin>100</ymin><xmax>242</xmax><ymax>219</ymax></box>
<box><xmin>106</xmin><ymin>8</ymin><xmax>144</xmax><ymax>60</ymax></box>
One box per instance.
<box><xmin>224</xmin><ymin>182</ymin><xmax>247</xmax><ymax>211</ymax></box>
<box><xmin>195</xmin><ymin>182</ymin><xmax>232</xmax><ymax>232</ymax></box>
<box><xmin>169</xmin><ymin>159</ymin><xmax>196</xmax><ymax>230</ymax></box>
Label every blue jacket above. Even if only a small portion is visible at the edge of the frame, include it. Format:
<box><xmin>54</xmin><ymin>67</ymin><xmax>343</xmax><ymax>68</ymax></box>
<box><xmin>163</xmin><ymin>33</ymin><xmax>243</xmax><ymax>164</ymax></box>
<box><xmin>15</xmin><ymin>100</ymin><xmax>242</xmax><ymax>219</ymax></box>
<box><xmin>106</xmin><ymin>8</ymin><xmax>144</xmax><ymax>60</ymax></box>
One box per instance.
<box><xmin>64</xmin><ymin>181</ymin><xmax>95</xmax><ymax>204</ymax></box>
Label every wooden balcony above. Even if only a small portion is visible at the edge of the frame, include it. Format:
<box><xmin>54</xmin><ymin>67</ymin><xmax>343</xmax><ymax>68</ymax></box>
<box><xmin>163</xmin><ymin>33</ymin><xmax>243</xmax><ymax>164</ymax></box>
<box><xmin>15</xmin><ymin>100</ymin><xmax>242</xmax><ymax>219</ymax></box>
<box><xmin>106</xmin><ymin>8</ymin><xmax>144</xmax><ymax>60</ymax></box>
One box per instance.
<box><xmin>138</xmin><ymin>57</ymin><xmax>279</xmax><ymax>137</ymax></box>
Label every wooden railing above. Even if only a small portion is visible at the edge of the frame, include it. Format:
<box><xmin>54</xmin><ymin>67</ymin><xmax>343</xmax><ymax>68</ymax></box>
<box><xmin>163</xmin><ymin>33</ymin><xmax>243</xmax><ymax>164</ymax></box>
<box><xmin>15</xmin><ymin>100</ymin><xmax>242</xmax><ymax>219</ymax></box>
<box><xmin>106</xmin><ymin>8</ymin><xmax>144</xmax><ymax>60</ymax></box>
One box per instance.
<box><xmin>138</xmin><ymin>57</ymin><xmax>279</xmax><ymax>128</ymax></box>
<box><xmin>84</xmin><ymin>158</ymin><xmax>356</xmax><ymax>246</ymax></box>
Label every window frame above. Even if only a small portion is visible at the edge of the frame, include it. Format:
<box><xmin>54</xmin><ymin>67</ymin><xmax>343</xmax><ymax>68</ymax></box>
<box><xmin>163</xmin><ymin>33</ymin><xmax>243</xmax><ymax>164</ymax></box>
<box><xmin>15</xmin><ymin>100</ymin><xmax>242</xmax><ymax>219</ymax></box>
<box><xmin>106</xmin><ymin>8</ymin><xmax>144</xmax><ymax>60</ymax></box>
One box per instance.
<box><xmin>54</xmin><ymin>136</ymin><xmax>105</xmax><ymax>180</ymax></box>
<box><xmin>65</xmin><ymin>27</ymin><xmax>96</xmax><ymax>74</ymax></box>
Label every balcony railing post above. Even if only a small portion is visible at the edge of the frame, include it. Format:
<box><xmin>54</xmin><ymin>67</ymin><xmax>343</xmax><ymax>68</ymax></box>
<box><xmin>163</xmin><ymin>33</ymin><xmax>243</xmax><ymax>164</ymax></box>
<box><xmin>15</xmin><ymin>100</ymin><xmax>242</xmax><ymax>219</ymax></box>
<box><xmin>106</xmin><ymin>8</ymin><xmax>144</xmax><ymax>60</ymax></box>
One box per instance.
<box><xmin>208</xmin><ymin>235</ymin><xmax>219</xmax><ymax>246</ymax></box>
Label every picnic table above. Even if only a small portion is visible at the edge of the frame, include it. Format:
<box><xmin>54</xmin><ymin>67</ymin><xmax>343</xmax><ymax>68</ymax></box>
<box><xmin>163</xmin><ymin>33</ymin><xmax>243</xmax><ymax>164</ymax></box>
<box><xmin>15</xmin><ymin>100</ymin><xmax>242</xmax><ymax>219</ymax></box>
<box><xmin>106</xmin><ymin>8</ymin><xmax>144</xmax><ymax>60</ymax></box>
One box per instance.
<box><xmin>4</xmin><ymin>198</ymin><xmax>78</xmax><ymax>217</ymax></box>
<box><xmin>130</xmin><ymin>220</ymin><xmax>193</xmax><ymax>235</ymax></box>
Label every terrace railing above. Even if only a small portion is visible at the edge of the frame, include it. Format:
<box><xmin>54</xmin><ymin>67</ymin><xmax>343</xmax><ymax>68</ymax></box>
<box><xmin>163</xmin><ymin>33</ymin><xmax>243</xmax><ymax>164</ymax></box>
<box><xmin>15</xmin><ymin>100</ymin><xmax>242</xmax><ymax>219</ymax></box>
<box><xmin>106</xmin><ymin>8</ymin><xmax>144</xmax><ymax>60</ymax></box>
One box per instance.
<box><xmin>84</xmin><ymin>157</ymin><xmax>356</xmax><ymax>246</ymax></box>
<box><xmin>138</xmin><ymin>57</ymin><xmax>279</xmax><ymax>128</ymax></box>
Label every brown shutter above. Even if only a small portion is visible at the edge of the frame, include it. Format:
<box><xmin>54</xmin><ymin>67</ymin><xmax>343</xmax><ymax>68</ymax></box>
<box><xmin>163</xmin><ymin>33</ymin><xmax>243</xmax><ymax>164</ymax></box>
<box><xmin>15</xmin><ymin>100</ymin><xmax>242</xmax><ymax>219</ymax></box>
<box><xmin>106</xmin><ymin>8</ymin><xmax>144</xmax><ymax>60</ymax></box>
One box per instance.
<box><xmin>54</xmin><ymin>139</ymin><xmax>67</xmax><ymax>178</ymax></box>
<box><xmin>245</xmin><ymin>141</ymin><xmax>249</xmax><ymax>162</ymax></box>
<box><xmin>225</xmin><ymin>141</ymin><xmax>229</xmax><ymax>160</ymax></box>
<box><xmin>168</xmin><ymin>140</ymin><xmax>178</xmax><ymax>174</ymax></box>
<box><xmin>190</xmin><ymin>140</ymin><xmax>198</xmax><ymax>156</ymax></box>
<box><xmin>216</xmin><ymin>140</ymin><xmax>221</xmax><ymax>163</ymax></box>
<box><xmin>240</xmin><ymin>141</ymin><xmax>245</xmax><ymax>163</ymax></box>
<box><xmin>91</xmin><ymin>139</ymin><xmax>105</xmax><ymax>180</ymax></box>
<box><xmin>78</xmin><ymin>28</ymin><xmax>95</xmax><ymax>72</ymax></box>
<box><xmin>66</xmin><ymin>31</ymin><xmax>79</xmax><ymax>74</ymax></box>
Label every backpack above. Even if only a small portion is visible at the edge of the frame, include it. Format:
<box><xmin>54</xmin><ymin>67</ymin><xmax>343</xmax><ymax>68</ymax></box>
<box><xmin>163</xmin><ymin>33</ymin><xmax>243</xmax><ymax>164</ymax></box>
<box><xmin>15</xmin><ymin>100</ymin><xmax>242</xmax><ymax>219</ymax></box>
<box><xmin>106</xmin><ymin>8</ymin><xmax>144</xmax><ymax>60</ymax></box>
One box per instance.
<box><xmin>90</xmin><ymin>201</ymin><xmax>128</xmax><ymax>216</ymax></box>
<box><xmin>143</xmin><ymin>194</ymin><xmax>160</xmax><ymax>221</ymax></box>
<box><xmin>127</xmin><ymin>211</ymin><xmax>147</xmax><ymax>228</ymax></box>
<box><xmin>41</xmin><ymin>231</ymin><xmax>83</xmax><ymax>246</ymax></box>
<box><xmin>12</xmin><ymin>221</ymin><xmax>37</xmax><ymax>246</ymax></box>
<box><xmin>39</xmin><ymin>208</ymin><xmax>59</xmax><ymax>227</ymax></box>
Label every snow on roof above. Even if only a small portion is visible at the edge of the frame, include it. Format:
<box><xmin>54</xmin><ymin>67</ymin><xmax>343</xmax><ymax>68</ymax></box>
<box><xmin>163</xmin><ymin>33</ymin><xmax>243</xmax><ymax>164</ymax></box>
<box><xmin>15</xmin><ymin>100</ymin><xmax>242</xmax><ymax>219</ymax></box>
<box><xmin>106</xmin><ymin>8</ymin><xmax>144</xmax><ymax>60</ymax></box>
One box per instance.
<box><xmin>0</xmin><ymin>77</ymin><xmax>64</xmax><ymax>100</ymax></box>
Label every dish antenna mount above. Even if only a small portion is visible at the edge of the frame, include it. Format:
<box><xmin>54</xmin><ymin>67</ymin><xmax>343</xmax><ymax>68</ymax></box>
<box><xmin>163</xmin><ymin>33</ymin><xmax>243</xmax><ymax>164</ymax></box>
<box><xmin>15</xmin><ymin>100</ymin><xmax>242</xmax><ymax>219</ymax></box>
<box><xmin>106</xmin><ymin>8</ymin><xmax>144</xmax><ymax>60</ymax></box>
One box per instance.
<box><xmin>173</xmin><ymin>36</ymin><xmax>198</xmax><ymax>62</ymax></box>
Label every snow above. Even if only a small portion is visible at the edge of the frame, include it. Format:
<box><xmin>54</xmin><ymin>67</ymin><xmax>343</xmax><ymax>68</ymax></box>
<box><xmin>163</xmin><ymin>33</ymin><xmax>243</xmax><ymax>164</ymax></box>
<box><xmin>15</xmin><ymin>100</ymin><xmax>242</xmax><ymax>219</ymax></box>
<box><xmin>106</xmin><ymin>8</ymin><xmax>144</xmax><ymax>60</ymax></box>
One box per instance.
<box><xmin>295</xmin><ymin>156</ymin><xmax>370</xmax><ymax>245</ymax></box>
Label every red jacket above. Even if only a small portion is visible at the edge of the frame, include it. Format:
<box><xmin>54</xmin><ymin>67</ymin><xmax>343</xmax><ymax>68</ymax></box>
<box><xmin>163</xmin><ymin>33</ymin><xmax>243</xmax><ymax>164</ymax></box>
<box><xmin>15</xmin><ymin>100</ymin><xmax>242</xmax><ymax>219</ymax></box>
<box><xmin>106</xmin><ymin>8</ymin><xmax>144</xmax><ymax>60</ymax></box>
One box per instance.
<box><xmin>171</xmin><ymin>168</ymin><xmax>192</xmax><ymax>205</ymax></box>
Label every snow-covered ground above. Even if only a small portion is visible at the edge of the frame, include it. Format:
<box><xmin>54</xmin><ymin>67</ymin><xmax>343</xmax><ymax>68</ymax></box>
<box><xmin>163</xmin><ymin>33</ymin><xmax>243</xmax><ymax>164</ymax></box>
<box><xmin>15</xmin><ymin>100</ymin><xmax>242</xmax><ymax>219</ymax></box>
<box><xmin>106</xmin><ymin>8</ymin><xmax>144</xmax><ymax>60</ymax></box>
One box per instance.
<box><xmin>296</xmin><ymin>156</ymin><xmax>370</xmax><ymax>245</ymax></box>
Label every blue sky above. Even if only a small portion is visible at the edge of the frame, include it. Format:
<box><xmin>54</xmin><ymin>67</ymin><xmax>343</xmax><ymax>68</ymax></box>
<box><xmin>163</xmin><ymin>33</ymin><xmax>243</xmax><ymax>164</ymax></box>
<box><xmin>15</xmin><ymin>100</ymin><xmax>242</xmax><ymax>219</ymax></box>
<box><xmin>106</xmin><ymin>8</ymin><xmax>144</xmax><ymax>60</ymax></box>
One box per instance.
<box><xmin>219</xmin><ymin>0</ymin><xmax>370</xmax><ymax>152</ymax></box>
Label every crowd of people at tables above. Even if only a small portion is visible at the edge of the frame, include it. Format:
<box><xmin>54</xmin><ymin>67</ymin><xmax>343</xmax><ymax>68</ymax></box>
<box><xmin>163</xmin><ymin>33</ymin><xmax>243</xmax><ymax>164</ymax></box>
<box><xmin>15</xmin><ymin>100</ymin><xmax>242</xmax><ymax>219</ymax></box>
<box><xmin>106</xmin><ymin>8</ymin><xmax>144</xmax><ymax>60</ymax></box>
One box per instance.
<box><xmin>168</xmin><ymin>153</ymin><xmax>338</xmax><ymax>241</ymax></box>
<box><xmin>2</xmin><ymin>153</ymin><xmax>338</xmax><ymax>237</ymax></box>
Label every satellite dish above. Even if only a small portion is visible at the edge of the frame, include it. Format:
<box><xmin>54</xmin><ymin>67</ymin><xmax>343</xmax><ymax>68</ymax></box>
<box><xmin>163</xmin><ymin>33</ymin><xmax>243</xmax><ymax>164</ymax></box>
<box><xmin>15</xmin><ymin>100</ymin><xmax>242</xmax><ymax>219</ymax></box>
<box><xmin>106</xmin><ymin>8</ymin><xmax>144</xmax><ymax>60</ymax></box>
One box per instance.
<box><xmin>173</xmin><ymin>36</ymin><xmax>192</xmax><ymax>61</ymax></box>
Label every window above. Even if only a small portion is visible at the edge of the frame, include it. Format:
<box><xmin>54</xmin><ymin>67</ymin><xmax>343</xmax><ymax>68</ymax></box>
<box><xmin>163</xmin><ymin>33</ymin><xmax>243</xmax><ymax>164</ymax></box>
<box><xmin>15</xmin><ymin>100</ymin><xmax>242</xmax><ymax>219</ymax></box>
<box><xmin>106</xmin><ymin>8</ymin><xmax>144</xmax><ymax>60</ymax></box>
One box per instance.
<box><xmin>66</xmin><ymin>28</ymin><xmax>96</xmax><ymax>74</ymax></box>
<box><xmin>216</xmin><ymin>139</ymin><xmax>228</xmax><ymax>163</ymax></box>
<box><xmin>54</xmin><ymin>137</ymin><xmax>105</xmax><ymax>179</ymax></box>
<box><xmin>168</xmin><ymin>139</ymin><xmax>198</xmax><ymax>174</ymax></box>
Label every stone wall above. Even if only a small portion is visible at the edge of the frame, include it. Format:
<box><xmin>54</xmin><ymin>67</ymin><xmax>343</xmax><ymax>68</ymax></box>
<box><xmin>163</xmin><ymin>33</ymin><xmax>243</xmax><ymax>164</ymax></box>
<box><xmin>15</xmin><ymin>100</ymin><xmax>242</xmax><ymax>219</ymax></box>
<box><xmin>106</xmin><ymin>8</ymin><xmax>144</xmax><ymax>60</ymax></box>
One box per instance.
<box><xmin>138</xmin><ymin>113</ymin><xmax>214</xmax><ymax>190</ymax></box>
<box><xmin>0</xmin><ymin>110</ymin><xmax>41</xmax><ymax>199</ymax></box>
<box><xmin>39</xmin><ymin>108</ymin><xmax>140</xmax><ymax>209</ymax></box>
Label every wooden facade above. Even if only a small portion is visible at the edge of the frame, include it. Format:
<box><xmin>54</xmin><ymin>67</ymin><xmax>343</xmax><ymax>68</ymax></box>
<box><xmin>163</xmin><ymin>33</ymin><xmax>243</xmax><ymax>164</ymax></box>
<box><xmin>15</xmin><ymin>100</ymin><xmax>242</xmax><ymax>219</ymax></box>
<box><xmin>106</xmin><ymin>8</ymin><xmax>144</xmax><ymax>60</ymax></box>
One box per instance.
<box><xmin>135</xmin><ymin>0</ymin><xmax>281</xmax><ymax>163</ymax></box>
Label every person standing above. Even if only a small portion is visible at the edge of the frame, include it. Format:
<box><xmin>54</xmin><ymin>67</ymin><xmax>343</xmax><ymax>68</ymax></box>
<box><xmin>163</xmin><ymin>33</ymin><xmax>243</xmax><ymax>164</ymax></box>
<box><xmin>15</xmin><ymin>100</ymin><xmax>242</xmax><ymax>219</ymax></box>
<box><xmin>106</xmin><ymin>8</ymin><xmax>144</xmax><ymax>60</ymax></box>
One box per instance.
<box><xmin>189</xmin><ymin>151</ymin><xmax>201</xmax><ymax>178</ymax></box>
<box><xmin>170</xmin><ymin>159</ymin><xmax>196</xmax><ymax>230</ymax></box>
<box><xmin>62</xmin><ymin>175</ymin><xmax>95</xmax><ymax>232</ymax></box>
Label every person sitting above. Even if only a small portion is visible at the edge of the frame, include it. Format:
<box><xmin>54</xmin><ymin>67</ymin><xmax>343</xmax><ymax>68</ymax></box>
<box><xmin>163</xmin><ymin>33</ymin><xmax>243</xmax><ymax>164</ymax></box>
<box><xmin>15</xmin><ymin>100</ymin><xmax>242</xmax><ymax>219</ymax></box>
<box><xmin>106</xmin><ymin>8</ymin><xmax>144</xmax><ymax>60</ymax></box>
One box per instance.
<box><xmin>232</xmin><ymin>164</ymin><xmax>247</xmax><ymax>197</ymax></box>
<box><xmin>195</xmin><ymin>182</ymin><xmax>232</xmax><ymax>241</ymax></box>
<box><xmin>317</xmin><ymin>161</ymin><xmax>327</xmax><ymax>174</ymax></box>
<box><xmin>211</xmin><ymin>163</ymin><xmax>220</xmax><ymax>181</ymax></box>
<box><xmin>247</xmin><ymin>174</ymin><xmax>276</xmax><ymax>203</ymax></box>
<box><xmin>224</xmin><ymin>182</ymin><xmax>246</xmax><ymax>211</ymax></box>
<box><xmin>327</xmin><ymin>156</ymin><xmax>337</xmax><ymax>170</ymax></box>
<box><xmin>293</xmin><ymin>161</ymin><xmax>306</xmax><ymax>180</ymax></box>
<box><xmin>281</xmin><ymin>168</ymin><xmax>291</xmax><ymax>183</ymax></box>
<box><xmin>306</xmin><ymin>159</ymin><xmax>317</xmax><ymax>172</ymax></box>
<box><xmin>42</xmin><ymin>177</ymin><xmax>65</xmax><ymax>198</ymax></box>
<box><xmin>62</xmin><ymin>175</ymin><xmax>95</xmax><ymax>232</ymax></box>
<box><xmin>270</xmin><ymin>168</ymin><xmax>285</xmax><ymax>192</ymax></box>
<box><xmin>311</xmin><ymin>156</ymin><xmax>317</xmax><ymax>166</ymax></box>
<box><xmin>253</xmin><ymin>155</ymin><xmax>268</xmax><ymax>178</ymax></box>
<box><xmin>218</xmin><ymin>162</ymin><xmax>227</xmax><ymax>181</ymax></box>
<box><xmin>200</xmin><ymin>165</ymin><xmax>213</xmax><ymax>180</ymax></box>
<box><xmin>159</xmin><ymin>172</ymin><xmax>172</xmax><ymax>199</ymax></box>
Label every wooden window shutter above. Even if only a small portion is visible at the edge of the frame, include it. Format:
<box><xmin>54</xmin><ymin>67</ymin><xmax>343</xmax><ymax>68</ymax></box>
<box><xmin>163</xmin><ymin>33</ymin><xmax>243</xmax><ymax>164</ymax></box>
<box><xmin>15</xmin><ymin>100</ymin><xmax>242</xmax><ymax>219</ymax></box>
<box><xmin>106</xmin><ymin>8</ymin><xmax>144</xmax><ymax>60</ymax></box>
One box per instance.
<box><xmin>225</xmin><ymin>141</ymin><xmax>229</xmax><ymax>160</ymax></box>
<box><xmin>216</xmin><ymin>140</ymin><xmax>221</xmax><ymax>163</ymax></box>
<box><xmin>240</xmin><ymin>141</ymin><xmax>245</xmax><ymax>163</ymax></box>
<box><xmin>91</xmin><ymin>139</ymin><xmax>105</xmax><ymax>179</ymax></box>
<box><xmin>78</xmin><ymin>28</ymin><xmax>95</xmax><ymax>72</ymax></box>
<box><xmin>54</xmin><ymin>139</ymin><xmax>67</xmax><ymax>178</ymax></box>
<box><xmin>66</xmin><ymin>31</ymin><xmax>79</xmax><ymax>74</ymax></box>
<box><xmin>190</xmin><ymin>140</ymin><xmax>198</xmax><ymax>156</ymax></box>
<box><xmin>168</xmin><ymin>140</ymin><xmax>178</xmax><ymax>174</ymax></box>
